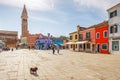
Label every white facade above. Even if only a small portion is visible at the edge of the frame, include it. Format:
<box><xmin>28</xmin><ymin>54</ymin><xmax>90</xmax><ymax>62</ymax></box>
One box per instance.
<box><xmin>108</xmin><ymin>3</ymin><xmax>120</xmax><ymax>54</ymax></box>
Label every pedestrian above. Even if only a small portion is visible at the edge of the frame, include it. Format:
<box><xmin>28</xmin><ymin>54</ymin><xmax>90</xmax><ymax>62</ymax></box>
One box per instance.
<box><xmin>11</xmin><ymin>48</ymin><xmax>13</xmax><ymax>51</ymax></box>
<box><xmin>28</xmin><ymin>46</ymin><xmax>30</xmax><ymax>50</ymax></box>
<box><xmin>52</xmin><ymin>45</ymin><xmax>55</xmax><ymax>54</ymax></box>
<box><xmin>56</xmin><ymin>44</ymin><xmax>60</xmax><ymax>54</ymax></box>
<box><xmin>0</xmin><ymin>48</ymin><xmax>2</xmax><ymax>53</ymax></box>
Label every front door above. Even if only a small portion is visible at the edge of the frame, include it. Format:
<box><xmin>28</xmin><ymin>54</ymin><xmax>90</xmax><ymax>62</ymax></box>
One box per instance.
<box><xmin>92</xmin><ymin>44</ymin><xmax>95</xmax><ymax>52</ymax></box>
<box><xmin>73</xmin><ymin>44</ymin><xmax>75</xmax><ymax>51</ymax></box>
<box><xmin>83</xmin><ymin>43</ymin><xmax>85</xmax><ymax>51</ymax></box>
<box><xmin>97</xmin><ymin>44</ymin><xmax>100</xmax><ymax>53</ymax></box>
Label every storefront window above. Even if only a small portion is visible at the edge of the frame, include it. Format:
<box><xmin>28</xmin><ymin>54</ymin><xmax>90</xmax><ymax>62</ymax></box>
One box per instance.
<box><xmin>76</xmin><ymin>44</ymin><xmax>77</xmax><ymax>48</ymax></box>
<box><xmin>79</xmin><ymin>44</ymin><xmax>82</xmax><ymax>48</ymax></box>
<box><xmin>87</xmin><ymin>44</ymin><xmax>90</xmax><ymax>49</ymax></box>
<box><xmin>102</xmin><ymin>44</ymin><xmax>107</xmax><ymax>50</ymax></box>
<box><xmin>112</xmin><ymin>41</ymin><xmax>119</xmax><ymax>51</ymax></box>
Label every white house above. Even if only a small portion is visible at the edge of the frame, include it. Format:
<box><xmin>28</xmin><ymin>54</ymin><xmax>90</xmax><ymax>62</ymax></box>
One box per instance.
<box><xmin>107</xmin><ymin>3</ymin><xmax>120</xmax><ymax>54</ymax></box>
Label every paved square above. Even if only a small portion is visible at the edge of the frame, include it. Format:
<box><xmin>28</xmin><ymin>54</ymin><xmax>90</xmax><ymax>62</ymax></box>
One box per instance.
<box><xmin>0</xmin><ymin>49</ymin><xmax>120</xmax><ymax>80</ymax></box>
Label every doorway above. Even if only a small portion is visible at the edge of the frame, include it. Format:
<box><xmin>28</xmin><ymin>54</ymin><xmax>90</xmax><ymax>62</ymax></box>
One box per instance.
<box><xmin>73</xmin><ymin>44</ymin><xmax>75</xmax><ymax>51</ymax></box>
<box><xmin>97</xmin><ymin>44</ymin><xmax>100</xmax><ymax>53</ymax></box>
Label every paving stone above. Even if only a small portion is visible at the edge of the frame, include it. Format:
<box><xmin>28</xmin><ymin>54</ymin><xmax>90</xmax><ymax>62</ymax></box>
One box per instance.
<box><xmin>0</xmin><ymin>49</ymin><xmax>120</xmax><ymax>80</ymax></box>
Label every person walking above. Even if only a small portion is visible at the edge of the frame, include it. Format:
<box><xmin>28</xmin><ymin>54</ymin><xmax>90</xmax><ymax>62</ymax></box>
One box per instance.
<box><xmin>28</xmin><ymin>46</ymin><xmax>30</xmax><ymax>50</ymax></box>
<box><xmin>11</xmin><ymin>48</ymin><xmax>13</xmax><ymax>51</ymax></box>
<box><xmin>52</xmin><ymin>45</ymin><xmax>55</xmax><ymax>54</ymax></box>
<box><xmin>56</xmin><ymin>44</ymin><xmax>60</xmax><ymax>54</ymax></box>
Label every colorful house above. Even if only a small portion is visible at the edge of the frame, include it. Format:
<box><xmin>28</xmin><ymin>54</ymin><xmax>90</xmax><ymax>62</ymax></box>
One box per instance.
<box><xmin>107</xmin><ymin>3</ymin><xmax>120</xmax><ymax>54</ymax></box>
<box><xmin>68</xmin><ymin>31</ymin><xmax>78</xmax><ymax>51</ymax></box>
<box><xmin>68</xmin><ymin>25</ymin><xmax>86</xmax><ymax>51</ymax></box>
<box><xmin>69</xmin><ymin>21</ymin><xmax>109</xmax><ymax>54</ymax></box>
<box><xmin>35</xmin><ymin>33</ymin><xmax>51</xmax><ymax>50</ymax></box>
<box><xmin>60</xmin><ymin>36</ymin><xmax>69</xmax><ymax>49</ymax></box>
<box><xmin>27</xmin><ymin>34</ymin><xmax>42</xmax><ymax>48</ymax></box>
<box><xmin>95</xmin><ymin>21</ymin><xmax>109</xmax><ymax>54</ymax></box>
<box><xmin>52</xmin><ymin>37</ymin><xmax>63</xmax><ymax>45</ymax></box>
<box><xmin>21</xmin><ymin>37</ymin><xmax>27</xmax><ymax>48</ymax></box>
<box><xmin>77</xmin><ymin>26</ymin><xmax>96</xmax><ymax>52</ymax></box>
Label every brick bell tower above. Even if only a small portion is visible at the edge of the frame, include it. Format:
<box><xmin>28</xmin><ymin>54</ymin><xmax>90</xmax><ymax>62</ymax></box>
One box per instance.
<box><xmin>21</xmin><ymin>5</ymin><xmax>29</xmax><ymax>37</ymax></box>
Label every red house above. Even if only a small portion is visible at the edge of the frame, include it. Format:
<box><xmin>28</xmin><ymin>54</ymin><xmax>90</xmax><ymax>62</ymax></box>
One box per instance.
<box><xmin>95</xmin><ymin>21</ymin><xmax>109</xmax><ymax>54</ymax></box>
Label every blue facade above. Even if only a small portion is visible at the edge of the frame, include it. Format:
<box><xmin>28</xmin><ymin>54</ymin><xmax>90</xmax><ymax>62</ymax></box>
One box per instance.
<box><xmin>35</xmin><ymin>33</ymin><xmax>51</xmax><ymax>50</ymax></box>
<box><xmin>52</xmin><ymin>38</ymin><xmax>63</xmax><ymax>45</ymax></box>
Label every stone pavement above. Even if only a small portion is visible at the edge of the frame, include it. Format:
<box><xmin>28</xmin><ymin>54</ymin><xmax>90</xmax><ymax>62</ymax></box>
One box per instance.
<box><xmin>0</xmin><ymin>49</ymin><xmax>120</xmax><ymax>80</ymax></box>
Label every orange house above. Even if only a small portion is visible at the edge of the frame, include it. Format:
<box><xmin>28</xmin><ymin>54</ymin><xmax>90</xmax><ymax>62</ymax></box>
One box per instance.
<box><xmin>27</xmin><ymin>34</ymin><xmax>42</xmax><ymax>48</ymax></box>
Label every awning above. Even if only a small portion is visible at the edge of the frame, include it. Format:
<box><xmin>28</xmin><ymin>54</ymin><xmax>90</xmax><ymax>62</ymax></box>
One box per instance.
<box><xmin>18</xmin><ymin>43</ymin><xmax>24</xmax><ymax>45</ymax></box>
<box><xmin>66</xmin><ymin>42</ymin><xmax>75</xmax><ymax>44</ymax></box>
<box><xmin>60</xmin><ymin>44</ymin><xmax>67</xmax><ymax>46</ymax></box>
<box><xmin>75</xmin><ymin>41</ymin><xmax>88</xmax><ymax>44</ymax></box>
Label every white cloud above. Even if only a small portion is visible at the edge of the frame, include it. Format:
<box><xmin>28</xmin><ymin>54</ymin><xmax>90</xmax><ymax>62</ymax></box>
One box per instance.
<box><xmin>0</xmin><ymin>0</ymin><xmax>55</xmax><ymax>11</ymax></box>
<box><xmin>30</xmin><ymin>15</ymin><xmax>59</xmax><ymax>24</ymax></box>
<box><xmin>74</xmin><ymin>0</ymin><xmax>120</xmax><ymax>11</ymax></box>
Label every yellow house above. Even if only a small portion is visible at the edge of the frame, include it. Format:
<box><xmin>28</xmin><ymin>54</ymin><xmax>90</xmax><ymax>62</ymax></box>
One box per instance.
<box><xmin>68</xmin><ymin>31</ymin><xmax>78</xmax><ymax>50</ymax></box>
<box><xmin>68</xmin><ymin>25</ymin><xmax>81</xmax><ymax>50</ymax></box>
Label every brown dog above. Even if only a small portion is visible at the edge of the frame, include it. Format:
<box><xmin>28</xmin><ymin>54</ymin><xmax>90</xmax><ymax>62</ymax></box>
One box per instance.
<box><xmin>30</xmin><ymin>67</ymin><xmax>38</xmax><ymax>74</ymax></box>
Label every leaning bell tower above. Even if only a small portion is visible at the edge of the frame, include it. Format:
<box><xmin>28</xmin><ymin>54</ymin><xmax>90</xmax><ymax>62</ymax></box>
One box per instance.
<box><xmin>21</xmin><ymin>5</ymin><xmax>28</xmax><ymax>37</ymax></box>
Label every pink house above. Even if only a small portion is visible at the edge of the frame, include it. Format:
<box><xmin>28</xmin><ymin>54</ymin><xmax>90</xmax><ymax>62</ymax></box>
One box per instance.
<box><xmin>77</xmin><ymin>27</ymin><xmax>96</xmax><ymax>52</ymax></box>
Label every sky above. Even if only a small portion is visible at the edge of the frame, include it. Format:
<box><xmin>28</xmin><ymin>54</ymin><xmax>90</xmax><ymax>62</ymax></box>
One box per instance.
<box><xmin>0</xmin><ymin>0</ymin><xmax>119</xmax><ymax>38</ymax></box>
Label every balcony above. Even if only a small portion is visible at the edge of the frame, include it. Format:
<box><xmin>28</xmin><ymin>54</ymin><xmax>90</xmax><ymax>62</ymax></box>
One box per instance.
<box><xmin>86</xmin><ymin>38</ymin><xmax>91</xmax><ymax>41</ymax></box>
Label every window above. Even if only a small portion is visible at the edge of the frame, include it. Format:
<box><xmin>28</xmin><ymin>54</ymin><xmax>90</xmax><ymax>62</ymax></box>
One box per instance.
<box><xmin>70</xmin><ymin>36</ymin><xmax>72</xmax><ymax>40</ymax></box>
<box><xmin>23</xmin><ymin>19</ymin><xmax>27</xmax><ymax>22</ymax></box>
<box><xmin>112</xmin><ymin>41</ymin><xmax>119</xmax><ymax>51</ymax></box>
<box><xmin>86</xmin><ymin>32</ymin><xmax>90</xmax><ymax>39</ymax></box>
<box><xmin>104</xmin><ymin>31</ymin><xmax>108</xmax><ymax>38</ymax></box>
<box><xmin>110</xmin><ymin>10</ymin><xmax>117</xmax><ymax>18</ymax></box>
<box><xmin>87</xmin><ymin>44</ymin><xmax>90</xmax><ymax>49</ymax></box>
<box><xmin>75</xmin><ymin>35</ymin><xmax>77</xmax><ymax>39</ymax></box>
<box><xmin>102</xmin><ymin>44</ymin><xmax>107</xmax><ymax>50</ymax></box>
<box><xmin>79</xmin><ymin>44</ymin><xmax>82</xmax><ymax>48</ymax></box>
<box><xmin>110</xmin><ymin>24</ymin><xmax>118</xmax><ymax>34</ymax></box>
<box><xmin>110</xmin><ymin>26</ymin><xmax>113</xmax><ymax>33</ymax></box>
<box><xmin>96</xmin><ymin>32</ymin><xmax>100</xmax><ymax>38</ymax></box>
<box><xmin>79</xmin><ymin>34</ymin><xmax>83</xmax><ymax>40</ymax></box>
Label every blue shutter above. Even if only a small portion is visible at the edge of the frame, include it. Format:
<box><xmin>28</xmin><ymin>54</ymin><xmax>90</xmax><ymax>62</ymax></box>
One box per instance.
<box><xmin>110</xmin><ymin>26</ymin><xmax>113</xmax><ymax>33</ymax></box>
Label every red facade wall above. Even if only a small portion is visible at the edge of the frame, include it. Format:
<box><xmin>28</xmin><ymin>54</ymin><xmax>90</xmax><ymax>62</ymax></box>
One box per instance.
<box><xmin>95</xmin><ymin>26</ymin><xmax>109</xmax><ymax>54</ymax></box>
<box><xmin>27</xmin><ymin>34</ymin><xmax>41</xmax><ymax>48</ymax></box>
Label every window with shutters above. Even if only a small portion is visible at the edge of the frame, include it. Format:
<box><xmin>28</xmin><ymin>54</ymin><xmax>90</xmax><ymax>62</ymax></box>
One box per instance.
<box><xmin>112</xmin><ymin>41</ymin><xmax>119</xmax><ymax>51</ymax></box>
<box><xmin>110</xmin><ymin>24</ymin><xmax>118</xmax><ymax>34</ymax></box>
<box><xmin>86</xmin><ymin>32</ymin><xmax>90</xmax><ymax>40</ymax></box>
<box><xmin>79</xmin><ymin>34</ymin><xmax>83</xmax><ymax>40</ymax></box>
<box><xmin>110</xmin><ymin>10</ymin><xmax>117</xmax><ymax>18</ymax></box>
<box><xmin>104</xmin><ymin>31</ymin><xmax>108</xmax><ymax>38</ymax></box>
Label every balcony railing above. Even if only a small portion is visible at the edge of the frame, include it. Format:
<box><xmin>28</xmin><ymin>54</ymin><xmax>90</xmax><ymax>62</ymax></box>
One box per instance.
<box><xmin>86</xmin><ymin>38</ymin><xmax>91</xmax><ymax>41</ymax></box>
